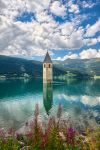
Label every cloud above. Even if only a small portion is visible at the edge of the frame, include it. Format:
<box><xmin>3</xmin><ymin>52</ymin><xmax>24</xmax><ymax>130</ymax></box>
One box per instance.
<box><xmin>56</xmin><ymin>48</ymin><xmax>100</xmax><ymax>60</ymax></box>
<box><xmin>68</xmin><ymin>0</ymin><xmax>79</xmax><ymax>14</ymax></box>
<box><xmin>0</xmin><ymin>0</ymin><xmax>50</xmax><ymax>20</ymax></box>
<box><xmin>56</xmin><ymin>53</ymin><xmax>78</xmax><ymax>61</ymax></box>
<box><xmin>50</xmin><ymin>1</ymin><xmax>66</xmax><ymax>17</ymax></box>
<box><xmin>58</xmin><ymin>94</ymin><xmax>79</xmax><ymax>101</ymax></box>
<box><xmin>84</xmin><ymin>38</ymin><xmax>98</xmax><ymax>46</ymax></box>
<box><xmin>58</xmin><ymin>93</ymin><xmax>100</xmax><ymax>107</ymax></box>
<box><xmin>0</xmin><ymin>0</ymin><xmax>99</xmax><ymax>57</ymax></box>
<box><xmin>69</xmin><ymin>4</ymin><xmax>79</xmax><ymax>14</ymax></box>
<box><xmin>0</xmin><ymin>0</ymin><xmax>26</xmax><ymax>20</ymax></box>
<box><xmin>79</xmin><ymin>48</ymin><xmax>100</xmax><ymax>59</ymax></box>
<box><xmin>82</xmin><ymin>1</ymin><xmax>95</xmax><ymax>8</ymax></box>
<box><xmin>0</xmin><ymin>17</ymin><xmax>57</xmax><ymax>56</ymax></box>
<box><xmin>85</xmin><ymin>19</ymin><xmax>100</xmax><ymax>37</ymax></box>
<box><xmin>36</xmin><ymin>11</ymin><xmax>53</xmax><ymax>23</ymax></box>
<box><xmin>81</xmin><ymin>95</ymin><xmax>100</xmax><ymax>106</ymax></box>
<box><xmin>58</xmin><ymin>22</ymin><xmax>74</xmax><ymax>36</ymax></box>
<box><xmin>51</xmin><ymin>26</ymin><xmax>84</xmax><ymax>50</ymax></box>
<box><xmin>0</xmin><ymin>10</ymin><xmax>85</xmax><ymax>56</ymax></box>
<box><xmin>97</xmin><ymin>36</ymin><xmax>100</xmax><ymax>42</ymax></box>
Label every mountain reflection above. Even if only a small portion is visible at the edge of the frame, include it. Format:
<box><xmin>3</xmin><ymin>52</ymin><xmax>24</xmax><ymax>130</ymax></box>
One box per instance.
<box><xmin>0</xmin><ymin>79</ymin><xmax>100</xmax><ymax>99</ymax></box>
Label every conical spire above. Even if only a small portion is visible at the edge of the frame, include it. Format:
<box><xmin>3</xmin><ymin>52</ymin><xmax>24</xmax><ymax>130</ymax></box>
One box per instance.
<box><xmin>43</xmin><ymin>51</ymin><xmax>52</xmax><ymax>63</ymax></box>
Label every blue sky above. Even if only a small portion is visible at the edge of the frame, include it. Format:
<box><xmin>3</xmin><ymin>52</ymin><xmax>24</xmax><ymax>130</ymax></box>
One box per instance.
<box><xmin>0</xmin><ymin>0</ymin><xmax>100</xmax><ymax>61</ymax></box>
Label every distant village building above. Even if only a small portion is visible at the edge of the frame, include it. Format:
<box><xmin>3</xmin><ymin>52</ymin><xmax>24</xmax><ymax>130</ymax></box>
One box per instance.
<box><xmin>43</xmin><ymin>51</ymin><xmax>53</xmax><ymax>83</ymax></box>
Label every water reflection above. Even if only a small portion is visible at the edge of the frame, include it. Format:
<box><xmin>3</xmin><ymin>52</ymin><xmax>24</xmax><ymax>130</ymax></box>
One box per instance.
<box><xmin>0</xmin><ymin>79</ymin><xmax>99</xmax><ymax>129</ymax></box>
<box><xmin>43</xmin><ymin>83</ymin><xmax>53</xmax><ymax>115</ymax></box>
<box><xmin>0</xmin><ymin>79</ymin><xmax>43</xmax><ymax>99</ymax></box>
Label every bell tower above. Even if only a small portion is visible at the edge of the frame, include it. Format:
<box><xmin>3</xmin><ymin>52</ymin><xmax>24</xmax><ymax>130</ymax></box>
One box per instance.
<box><xmin>43</xmin><ymin>51</ymin><xmax>53</xmax><ymax>83</ymax></box>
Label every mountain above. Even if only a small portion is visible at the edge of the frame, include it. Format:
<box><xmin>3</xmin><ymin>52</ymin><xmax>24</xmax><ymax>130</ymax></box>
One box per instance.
<box><xmin>0</xmin><ymin>55</ymin><xmax>66</xmax><ymax>79</ymax></box>
<box><xmin>54</xmin><ymin>58</ymin><xmax>100</xmax><ymax>77</ymax></box>
<box><xmin>0</xmin><ymin>55</ymin><xmax>100</xmax><ymax>79</ymax></box>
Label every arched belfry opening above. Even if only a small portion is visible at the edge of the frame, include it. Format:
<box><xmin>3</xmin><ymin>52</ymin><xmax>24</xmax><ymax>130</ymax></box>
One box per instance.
<box><xmin>43</xmin><ymin>51</ymin><xmax>53</xmax><ymax>83</ymax></box>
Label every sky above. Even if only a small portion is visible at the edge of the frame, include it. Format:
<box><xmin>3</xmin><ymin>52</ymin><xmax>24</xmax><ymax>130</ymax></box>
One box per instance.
<box><xmin>0</xmin><ymin>0</ymin><xmax>100</xmax><ymax>61</ymax></box>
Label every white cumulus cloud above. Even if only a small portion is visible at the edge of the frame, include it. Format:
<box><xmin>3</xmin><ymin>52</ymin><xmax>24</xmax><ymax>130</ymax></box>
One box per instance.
<box><xmin>84</xmin><ymin>38</ymin><xmax>98</xmax><ymax>46</ymax></box>
<box><xmin>0</xmin><ymin>0</ymin><xmax>99</xmax><ymax>58</ymax></box>
<box><xmin>55</xmin><ymin>53</ymin><xmax>78</xmax><ymax>61</ymax></box>
<box><xmin>79</xmin><ymin>48</ymin><xmax>100</xmax><ymax>59</ymax></box>
<box><xmin>85</xmin><ymin>19</ymin><xmax>100</xmax><ymax>37</ymax></box>
<box><xmin>69</xmin><ymin>4</ymin><xmax>79</xmax><ymax>14</ymax></box>
<box><xmin>50</xmin><ymin>1</ymin><xmax>66</xmax><ymax>17</ymax></box>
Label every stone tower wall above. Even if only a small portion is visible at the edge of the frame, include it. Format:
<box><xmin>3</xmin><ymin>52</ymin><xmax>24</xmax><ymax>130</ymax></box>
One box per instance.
<box><xmin>43</xmin><ymin>63</ymin><xmax>53</xmax><ymax>83</ymax></box>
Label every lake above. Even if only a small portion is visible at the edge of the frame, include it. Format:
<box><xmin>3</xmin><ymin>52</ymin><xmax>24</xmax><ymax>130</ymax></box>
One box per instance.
<box><xmin>0</xmin><ymin>79</ymin><xmax>100</xmax><ymax>130</ymax></box>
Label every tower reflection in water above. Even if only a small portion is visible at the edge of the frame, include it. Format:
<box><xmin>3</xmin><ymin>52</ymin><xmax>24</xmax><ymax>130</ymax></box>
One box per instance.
<box><xmin>43</xmin><ymin>83</ymin><xmax>53</xmax><ymax>115</ymax></box>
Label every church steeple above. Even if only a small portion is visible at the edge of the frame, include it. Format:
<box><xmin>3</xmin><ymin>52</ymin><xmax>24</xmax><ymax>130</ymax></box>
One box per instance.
<box><xmin>43</xmin><ymin>51</ymin><xmax>53</xmax><ymax>83</ymax></box>
<box><xmin>43</xmin><ymin>51</ymin><xmax>52</xmax><ymax>63</ymax></box>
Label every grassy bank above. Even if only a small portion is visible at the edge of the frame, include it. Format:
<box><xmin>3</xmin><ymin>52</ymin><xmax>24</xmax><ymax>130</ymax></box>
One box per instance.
<box><xmin>0</xmin><ymin>104</ymin><xmax>100</xmax><ymax>150</ymax></box>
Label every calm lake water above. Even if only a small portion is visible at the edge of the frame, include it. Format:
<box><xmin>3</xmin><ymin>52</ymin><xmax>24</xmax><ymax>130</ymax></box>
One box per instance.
<box><xmin>0</xmin><ymin>79</ymin><xmax>100</xmax><ymax>130</ymax></box>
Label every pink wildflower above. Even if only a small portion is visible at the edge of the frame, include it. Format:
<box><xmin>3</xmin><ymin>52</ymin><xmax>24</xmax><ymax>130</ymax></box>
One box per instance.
<box><xmin>57</xmin><ymin>104</ymin><xmax>62</xmax><ymax>119</ymax></box>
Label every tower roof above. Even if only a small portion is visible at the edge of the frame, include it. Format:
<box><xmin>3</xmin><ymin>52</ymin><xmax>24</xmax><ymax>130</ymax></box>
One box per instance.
<box><xmin>43</xmin><ymin>51</ymin><xmax>52</xmax><ymax>63</ymax></box>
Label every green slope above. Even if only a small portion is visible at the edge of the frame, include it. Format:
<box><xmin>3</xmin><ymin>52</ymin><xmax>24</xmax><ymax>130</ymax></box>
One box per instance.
<box><xmin>0</xmin><ymin>56</ymin><xmax>100</xmax><ymax>79</ymax></box>
<box><xmin>0</xmin><ymin>55</ymin><xmax>66</xmax><ymax>79</ymax></box>
<box><xmin>54</xmin><ymin>58</ymin><xmax>100</xmax><ymax>77</ymax></box>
